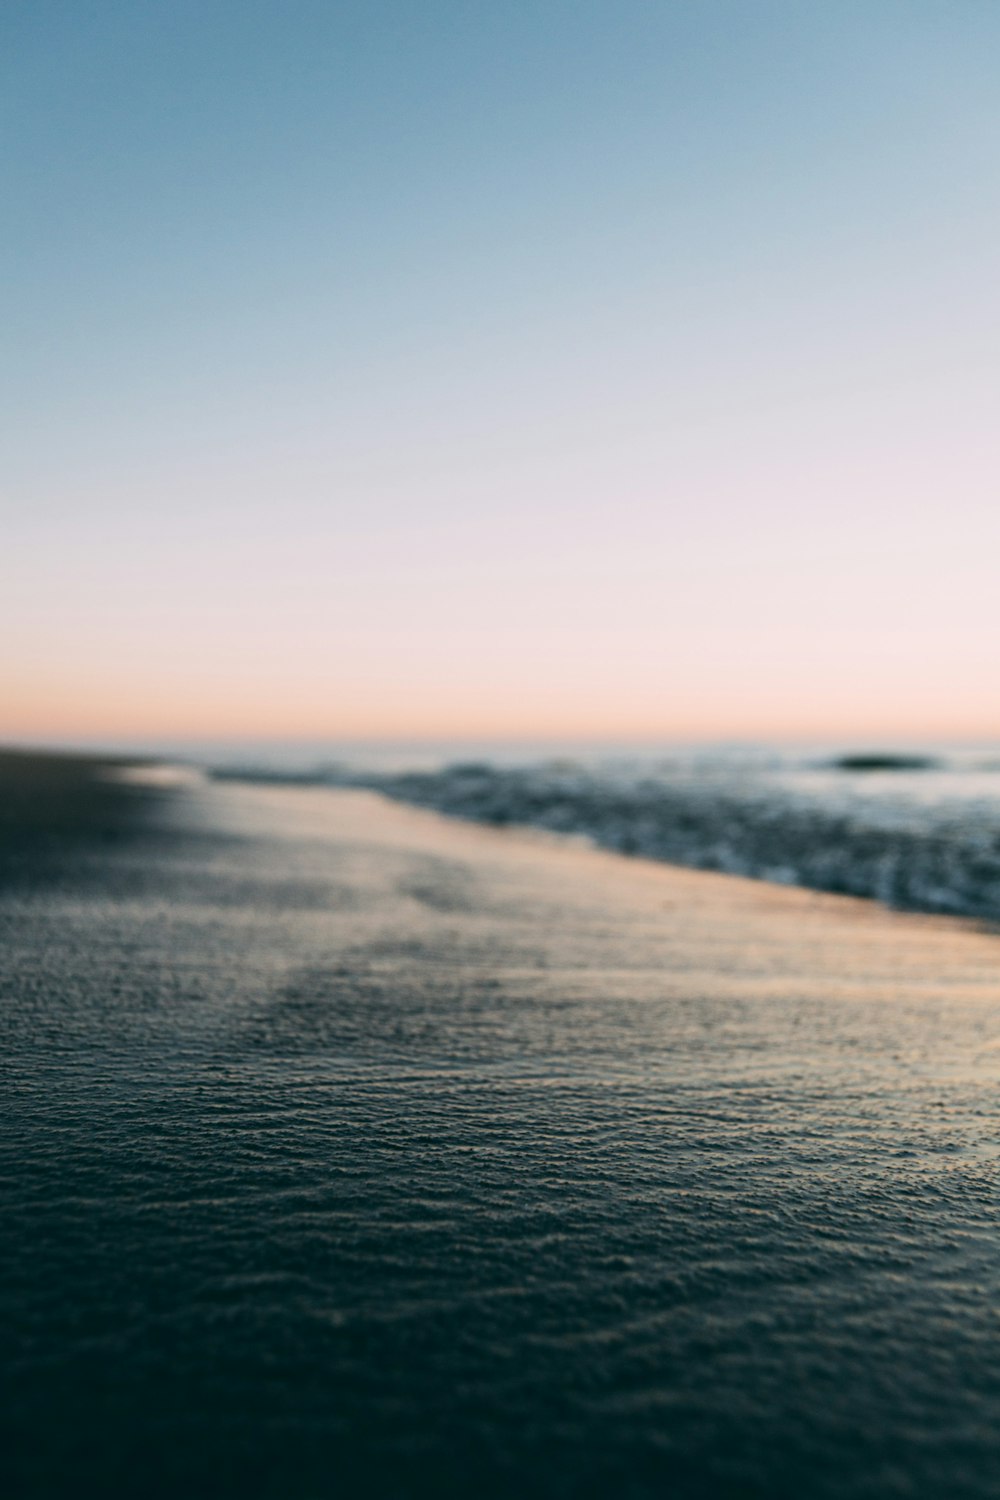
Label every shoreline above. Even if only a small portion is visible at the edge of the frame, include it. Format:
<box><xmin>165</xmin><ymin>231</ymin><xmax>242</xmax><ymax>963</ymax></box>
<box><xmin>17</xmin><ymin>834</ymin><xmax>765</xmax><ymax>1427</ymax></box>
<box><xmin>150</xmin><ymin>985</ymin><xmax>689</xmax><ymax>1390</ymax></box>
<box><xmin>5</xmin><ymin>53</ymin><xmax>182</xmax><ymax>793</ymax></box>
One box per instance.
<box><xmin>4</xmin><ymin>744</ymin><xmax>999</xmax><ymax>940</ymax></box>
<box><xmin>212</xmin><ymin>759</ymin><xmax>1000</xmax><ymax>927</ymax></box>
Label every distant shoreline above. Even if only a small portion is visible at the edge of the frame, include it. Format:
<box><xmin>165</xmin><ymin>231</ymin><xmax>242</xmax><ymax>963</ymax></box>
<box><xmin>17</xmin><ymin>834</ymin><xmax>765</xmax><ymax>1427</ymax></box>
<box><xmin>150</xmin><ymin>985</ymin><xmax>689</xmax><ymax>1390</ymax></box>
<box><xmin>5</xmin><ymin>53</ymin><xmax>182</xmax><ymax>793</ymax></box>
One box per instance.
<box><xmin>6</xmin><ymin>746</ymin><xmax>1000</xmax><ymax>928</ymax></box>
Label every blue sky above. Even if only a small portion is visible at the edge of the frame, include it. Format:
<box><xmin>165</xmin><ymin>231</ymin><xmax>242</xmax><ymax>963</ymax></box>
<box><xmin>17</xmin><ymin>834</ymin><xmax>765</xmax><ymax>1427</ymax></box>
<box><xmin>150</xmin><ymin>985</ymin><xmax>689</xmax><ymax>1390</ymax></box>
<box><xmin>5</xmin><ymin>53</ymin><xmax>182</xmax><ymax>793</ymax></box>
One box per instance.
<box><xmin>4</xmin><ymin>2</ymin><xmax>999</xmax><ymax>742</ymax></box>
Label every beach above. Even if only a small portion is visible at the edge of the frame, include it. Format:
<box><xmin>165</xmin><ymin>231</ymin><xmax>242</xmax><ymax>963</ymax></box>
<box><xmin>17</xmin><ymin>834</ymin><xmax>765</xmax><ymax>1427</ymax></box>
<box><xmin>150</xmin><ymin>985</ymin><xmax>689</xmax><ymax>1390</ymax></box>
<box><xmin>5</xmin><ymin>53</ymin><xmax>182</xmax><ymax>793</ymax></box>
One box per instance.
<box><xmin>4</xmin><ymin>758</ymin><xmax>1000</xmax><ymax>1498</ymax></box>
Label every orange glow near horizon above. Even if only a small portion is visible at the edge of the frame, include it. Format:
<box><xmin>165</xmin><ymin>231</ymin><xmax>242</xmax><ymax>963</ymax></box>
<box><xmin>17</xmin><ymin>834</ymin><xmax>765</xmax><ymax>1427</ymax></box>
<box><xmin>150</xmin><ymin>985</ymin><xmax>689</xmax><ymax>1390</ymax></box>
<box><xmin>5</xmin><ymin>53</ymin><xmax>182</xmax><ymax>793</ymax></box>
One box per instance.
<box><xmin>5</xmin><ymin>650</ymin><xmax>999</xmax><ymax>750</ymax></box>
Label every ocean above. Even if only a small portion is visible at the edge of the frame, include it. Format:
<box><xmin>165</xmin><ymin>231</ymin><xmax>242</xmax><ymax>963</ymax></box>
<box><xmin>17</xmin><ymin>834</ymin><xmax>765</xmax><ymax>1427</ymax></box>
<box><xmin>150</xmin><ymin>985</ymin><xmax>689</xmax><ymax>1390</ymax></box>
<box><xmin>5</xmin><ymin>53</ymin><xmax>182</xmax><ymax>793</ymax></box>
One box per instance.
<box><xmin>210</xmin><ymin>742</ymin><xmax>1000</xmax><ymax>922</ymax></box>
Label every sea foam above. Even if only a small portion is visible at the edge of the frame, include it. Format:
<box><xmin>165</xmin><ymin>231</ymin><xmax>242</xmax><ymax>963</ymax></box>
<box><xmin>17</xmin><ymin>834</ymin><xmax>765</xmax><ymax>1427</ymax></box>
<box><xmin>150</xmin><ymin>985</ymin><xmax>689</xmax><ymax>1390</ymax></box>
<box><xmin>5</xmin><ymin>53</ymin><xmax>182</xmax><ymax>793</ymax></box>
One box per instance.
<box><xmin>214</xmin><ymin>754</ymin><xmax>1000</xmax><ymax>921</ymax></box>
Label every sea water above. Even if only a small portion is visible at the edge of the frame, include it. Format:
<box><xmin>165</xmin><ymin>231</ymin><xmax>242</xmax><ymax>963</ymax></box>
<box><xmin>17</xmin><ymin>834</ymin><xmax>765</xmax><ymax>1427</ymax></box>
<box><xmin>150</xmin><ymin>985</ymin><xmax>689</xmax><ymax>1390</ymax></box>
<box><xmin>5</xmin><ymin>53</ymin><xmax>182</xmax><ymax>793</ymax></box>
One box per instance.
<box><xmin>211</xmin><ymin>743</ymin><xmax>1000</xmax><ymax>921</ymax></box>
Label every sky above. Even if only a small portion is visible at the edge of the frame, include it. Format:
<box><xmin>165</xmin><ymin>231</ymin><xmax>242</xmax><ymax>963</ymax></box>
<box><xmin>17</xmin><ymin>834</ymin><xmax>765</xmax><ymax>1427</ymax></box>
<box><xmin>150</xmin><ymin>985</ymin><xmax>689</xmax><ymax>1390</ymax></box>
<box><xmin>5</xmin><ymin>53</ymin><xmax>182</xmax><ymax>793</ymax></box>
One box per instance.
<box><xmin>4</xmin><ymin>0</ymin><xmax>999</xmax><ymax>747</ymax></box>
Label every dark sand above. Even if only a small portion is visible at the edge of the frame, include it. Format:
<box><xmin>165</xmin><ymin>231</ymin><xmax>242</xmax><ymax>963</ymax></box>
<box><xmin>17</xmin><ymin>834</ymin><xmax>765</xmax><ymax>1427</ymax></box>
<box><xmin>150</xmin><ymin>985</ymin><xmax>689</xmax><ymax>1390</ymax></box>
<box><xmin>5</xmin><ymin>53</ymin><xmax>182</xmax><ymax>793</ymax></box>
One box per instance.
<box><xmin>0</xmin><ymin>748</ymin><xmax>167</xmax><ymax>885</ymax></box>
<box><xmin>3</xmin><ymin>756</ymin><xmax>1000</xmax><ymax>1498</ymax></box>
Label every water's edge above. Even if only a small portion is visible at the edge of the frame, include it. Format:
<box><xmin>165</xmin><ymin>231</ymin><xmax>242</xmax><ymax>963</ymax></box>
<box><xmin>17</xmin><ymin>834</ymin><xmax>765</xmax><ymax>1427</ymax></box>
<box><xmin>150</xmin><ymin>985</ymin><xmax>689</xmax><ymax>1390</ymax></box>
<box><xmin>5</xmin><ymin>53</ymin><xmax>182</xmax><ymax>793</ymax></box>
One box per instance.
<box><xmin>212</xmin><ymin>762</ymin><xmax>1000</xmax><ymax>923</ymax></box>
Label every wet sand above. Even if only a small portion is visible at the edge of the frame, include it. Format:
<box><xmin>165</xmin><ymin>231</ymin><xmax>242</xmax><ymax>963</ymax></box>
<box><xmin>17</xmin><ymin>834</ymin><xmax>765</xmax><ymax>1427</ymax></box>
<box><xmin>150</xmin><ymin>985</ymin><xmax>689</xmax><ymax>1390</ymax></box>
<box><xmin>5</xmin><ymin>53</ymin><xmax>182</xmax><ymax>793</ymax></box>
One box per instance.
<box><xmin>4</xmin><ymin>764</ymin><xmax>1000</xmax><ymax>1497</ymax></box>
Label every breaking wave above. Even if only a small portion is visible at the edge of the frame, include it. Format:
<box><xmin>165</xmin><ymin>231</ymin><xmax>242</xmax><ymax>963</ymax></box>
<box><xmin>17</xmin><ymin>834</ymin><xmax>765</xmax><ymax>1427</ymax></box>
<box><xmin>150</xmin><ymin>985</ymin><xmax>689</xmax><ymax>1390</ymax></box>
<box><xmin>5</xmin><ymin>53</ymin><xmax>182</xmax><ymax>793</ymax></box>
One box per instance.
<box><xmin>213</xmin><ymin>757</ymin><xmax>1000</xmax><ymax>922</ymax></box>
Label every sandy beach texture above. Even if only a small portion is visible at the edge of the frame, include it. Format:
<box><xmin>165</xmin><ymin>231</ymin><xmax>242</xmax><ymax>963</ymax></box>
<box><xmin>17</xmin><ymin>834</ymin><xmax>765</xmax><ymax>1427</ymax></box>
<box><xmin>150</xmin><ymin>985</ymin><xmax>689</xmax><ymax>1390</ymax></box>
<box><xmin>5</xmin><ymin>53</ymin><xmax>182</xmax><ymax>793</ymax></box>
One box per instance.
<box><xmin>4</xmin><ymin>761</ymin><xmax>1000</xmax><ymax>1498</ymax></box>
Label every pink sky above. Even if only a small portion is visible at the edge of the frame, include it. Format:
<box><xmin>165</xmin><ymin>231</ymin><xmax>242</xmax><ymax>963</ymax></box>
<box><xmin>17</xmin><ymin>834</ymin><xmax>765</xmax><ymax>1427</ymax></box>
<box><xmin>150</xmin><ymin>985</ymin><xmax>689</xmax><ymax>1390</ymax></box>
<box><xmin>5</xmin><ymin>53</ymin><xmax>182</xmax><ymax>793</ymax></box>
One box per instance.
<box><xmin>5</xmin><ymin>5</ymin><xmax>999</xmax><ymax>748</ymax></box>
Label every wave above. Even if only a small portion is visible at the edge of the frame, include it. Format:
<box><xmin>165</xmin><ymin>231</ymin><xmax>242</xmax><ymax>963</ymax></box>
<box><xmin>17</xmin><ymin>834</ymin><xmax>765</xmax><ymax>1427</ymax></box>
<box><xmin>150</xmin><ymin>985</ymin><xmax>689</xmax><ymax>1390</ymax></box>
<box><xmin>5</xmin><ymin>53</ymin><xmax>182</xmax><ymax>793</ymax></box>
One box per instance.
<box><xmin>223</xmin><ymin>760</ymin><xmax>1000</xmax><ymax>923</ymax></box>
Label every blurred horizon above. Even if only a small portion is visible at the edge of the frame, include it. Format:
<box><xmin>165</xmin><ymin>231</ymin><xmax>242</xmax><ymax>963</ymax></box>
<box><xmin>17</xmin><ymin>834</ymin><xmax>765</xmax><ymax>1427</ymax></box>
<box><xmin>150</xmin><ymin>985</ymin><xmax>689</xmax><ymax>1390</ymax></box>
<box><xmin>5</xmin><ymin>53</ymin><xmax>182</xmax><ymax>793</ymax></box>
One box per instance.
<box><xmin>8</xmin><ymin>730</ymin><xmax>1000</xmax><ymax>768</ymax></box>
